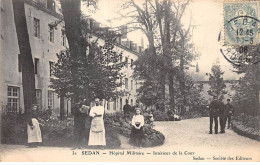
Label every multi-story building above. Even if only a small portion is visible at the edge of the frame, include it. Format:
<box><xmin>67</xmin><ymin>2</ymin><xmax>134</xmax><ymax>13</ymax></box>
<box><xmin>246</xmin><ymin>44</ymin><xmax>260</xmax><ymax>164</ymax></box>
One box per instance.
<box><xmin>0</xmin><ymin>0</ymin><xmax>141</xmax><ymax>115</ymax></box>
<box><xmin>75</xmin><ymin>18</ymin><xmax>143</xmax><ymax>113</ymax></box>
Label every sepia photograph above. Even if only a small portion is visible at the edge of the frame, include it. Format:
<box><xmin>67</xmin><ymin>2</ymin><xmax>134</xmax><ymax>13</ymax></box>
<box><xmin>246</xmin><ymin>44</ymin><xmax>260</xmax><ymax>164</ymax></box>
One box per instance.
<box><xmin>0</xmin><ymin>0</ymin><xmax>259</xmax><ymax>162</ymax></box>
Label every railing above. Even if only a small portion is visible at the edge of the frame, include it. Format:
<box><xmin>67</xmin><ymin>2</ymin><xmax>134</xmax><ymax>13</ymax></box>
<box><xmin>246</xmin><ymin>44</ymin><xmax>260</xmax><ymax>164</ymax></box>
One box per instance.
<box><xmin>1</xmin><ymin>104</ymin><xmax>21</xmax><ymax>115</ymax></box>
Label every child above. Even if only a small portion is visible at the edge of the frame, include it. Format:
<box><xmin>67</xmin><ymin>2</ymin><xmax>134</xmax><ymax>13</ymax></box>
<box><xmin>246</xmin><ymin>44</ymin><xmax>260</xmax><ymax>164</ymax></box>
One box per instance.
<box><xmin>149</xmin><ymin>113</ymin><xmax>154</xmax><ymax>128</ymax></box>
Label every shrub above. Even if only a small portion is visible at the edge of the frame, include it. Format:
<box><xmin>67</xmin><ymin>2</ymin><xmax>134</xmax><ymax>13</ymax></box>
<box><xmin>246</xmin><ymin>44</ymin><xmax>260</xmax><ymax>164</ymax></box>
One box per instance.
<box><xmin>105</xmin><ymin>112</ymin><xmax>165</xmax><ymax>147</ymax></box>
<box><xmin>180</xmin><ymin>111</ymin><xmax>202</xmax><ymax>120</ymax></box>
<box><xmin>1</xmin><ymin>113</ymin><xmax>27</xmax><ymax>144</ymax></box>
<box><xmin>152</xmin><ymin>109</ymin><xmax>202</xmax><ymax>121</ymax></box>
<box><xmin>232</xmin><ymin>113</ymin><xmax>260</xmax><ymax>141</ymax></box>
<box><xmin>39</xmin><ymin>117</ymin><xmax>75</xmax><ymax>147</ymax></box>
<box><xmin>152</xmin><ymin>110</ymin><xmax>169</xmax><ymax>121</ymax></box>
<box><xmin>1</xmin><ymin>113</ymin><xmax>121</xmax><ymax>148</ymax></box>
<box><xmin>105</xmin><ymin>125</ymin><xmax>121</xmax><ymax>149</ymax></box>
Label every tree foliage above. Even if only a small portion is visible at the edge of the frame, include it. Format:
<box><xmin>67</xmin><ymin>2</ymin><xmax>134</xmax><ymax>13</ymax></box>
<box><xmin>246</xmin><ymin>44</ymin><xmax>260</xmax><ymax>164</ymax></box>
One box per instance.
<box><xmin>232</xmin><ymin>64</ymin><xmax>260</xmax><ymax>116</ymax></box>
<box><xmin>221</xmin><ymin>41</ymin><xmax>260</xmax><ymax>116</ymax></box>
<box><xmin>50</xmin><ymin>37</ymin><xmax>126</xmax><ymax>102</ymax></box>
<box><xmin>175</xmin><ymin>75</ymin><xmax>205</xmax><ymax>115</ymax></box>
<box><xmin>122</xmin><ymin>0</ymin><xmax>200</xmax><ymax>114</ymax></box>
<box><xmin>133</xmin><ymin>50</ymin><xmax>165</xmax><ymax>109</ymax></box>
<box><xmin>59</xmin><ymin>0</ymin><xmax>97</xmax><ymax>105</ymax></box>
<box><xmin>207</xmin><ymin>60</ymin><xmax>227</xmax><ymax>100</ymax></box>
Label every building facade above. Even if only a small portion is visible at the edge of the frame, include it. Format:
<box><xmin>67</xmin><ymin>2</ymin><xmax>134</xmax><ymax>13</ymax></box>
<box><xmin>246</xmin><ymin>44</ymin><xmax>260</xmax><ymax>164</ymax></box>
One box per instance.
<box><xmin>0</xmin><ymin>0</ymin><xmax>141</xmax><ymax>115</ymax></box>
<box><xmin>87</xmin><ymin>19</ymin><xmax>142</xmax><ymax>113</ymax></box>
<box><xmin>1</xmin><ymin>0</ymin><xmax>70</xmax><ymax>116</ymax></box>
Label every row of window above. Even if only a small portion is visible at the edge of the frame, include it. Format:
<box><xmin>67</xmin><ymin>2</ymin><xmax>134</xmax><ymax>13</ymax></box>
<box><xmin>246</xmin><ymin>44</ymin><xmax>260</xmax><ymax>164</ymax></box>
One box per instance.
<box><xmin>7</xmin><ymin>86</ymin><xmax>54</xmax><ymax>112</ymax></box>
<box><xmin>123</xmin><ymin>78</ymin><xmax>138</xmax><ymax>91</ymax></box>
<box><xmin>7</xmin><ymin>86</ymin><xmax>137</xmax><ymax>112</ymax></box>
<box><xmin>19</xmin><ymin>56</ymin><xmax>137</xmax><ymax>91</ymax></box>
<box><xmin>18</xmin><ymin>56</ymin><xmax>54</xmax><ymax>76</ymax></box>
<box><xmin>18</xmin><ymin>56</ymin><xmax>138</xmax><ymax>92</ymax></box>
<box><xmin>120</xmin><ymin>56</ymin><xmax>134</xmax><ymax>69</ymax></box>
<box><xmin>33</xmin><ymin>17</ymin><xmax>66</xmax><ymax>46</ymax></box>
<box><xmin>36</xmin><ymin>89</ymin><xmax>54</xmax><ymax>109</ymax></box>
<box><xmin>36</xmin><ymin>58</ymin><xmax>54</xmax><ymax>76</ymax></box>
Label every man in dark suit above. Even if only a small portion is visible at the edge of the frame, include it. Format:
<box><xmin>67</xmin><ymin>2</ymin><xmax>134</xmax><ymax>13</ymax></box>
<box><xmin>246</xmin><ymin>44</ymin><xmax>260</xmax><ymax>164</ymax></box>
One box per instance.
<box><xmin>218</xmin><ymin>98</ymin><xmax>226</xmax><ymax>133</ymax></box>
<box><xmin>123</xmin><ymin>99</ymin><xmax>132</xmax><ymax>116</ymax></box>
<box><xmin>74</xmin><ymin>99</ymin><xmax>90</xmax><ymax>148</ymax></box>
<box><xmin>225</xmin><ymin>99</ymin><xmax>234</xmax><ymax>129</ymax></box>
<box><xmin>209</xmin><ymin>96</ymin><xmax>220</xmax><ymax>134</ymax></box>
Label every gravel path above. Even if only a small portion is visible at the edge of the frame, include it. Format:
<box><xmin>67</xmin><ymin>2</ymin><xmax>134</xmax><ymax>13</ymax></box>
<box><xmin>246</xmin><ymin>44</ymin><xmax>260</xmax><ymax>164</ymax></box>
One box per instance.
<box><xmin>1</xmin><ymin>117</ymin><xmax>259</xmax><ymax>162</ymax></box>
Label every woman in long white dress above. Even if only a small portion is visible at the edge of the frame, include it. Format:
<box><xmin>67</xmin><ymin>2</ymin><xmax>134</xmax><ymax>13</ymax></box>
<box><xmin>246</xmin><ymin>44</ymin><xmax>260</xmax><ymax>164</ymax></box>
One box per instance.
<box><xmin>27</xmin><ymin>105</ymin><xmax>42</xmax><ymax>147</ymax></box>
<box><xmin>88</xmin><ymin>98</ymin><xmax>106</xmax><ymax>146</ymax></box>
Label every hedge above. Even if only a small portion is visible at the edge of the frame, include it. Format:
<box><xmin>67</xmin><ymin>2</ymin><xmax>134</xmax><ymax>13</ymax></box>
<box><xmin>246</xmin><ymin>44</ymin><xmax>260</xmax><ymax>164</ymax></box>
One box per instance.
<box><xmin>231</xmin><ymin>113</ymin><xmax>260</xmax><ymax>141</ymax></box>
<box><xmin>1</xmin><ymin>113</ymin><xmax>121</xmax><ymax>148</ymax></box>
<box><xmin>1</xmin><ymin>111</ymin><xmax>165</xmax><ymax>148</ymax></box>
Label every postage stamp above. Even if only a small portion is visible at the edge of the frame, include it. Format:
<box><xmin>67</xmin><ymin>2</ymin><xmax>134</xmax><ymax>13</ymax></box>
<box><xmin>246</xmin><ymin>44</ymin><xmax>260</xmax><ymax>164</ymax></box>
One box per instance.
<box><xmin>224</xmin><ymin>0</ymin><xmax>260</xmax><ymax>45</ymax></box>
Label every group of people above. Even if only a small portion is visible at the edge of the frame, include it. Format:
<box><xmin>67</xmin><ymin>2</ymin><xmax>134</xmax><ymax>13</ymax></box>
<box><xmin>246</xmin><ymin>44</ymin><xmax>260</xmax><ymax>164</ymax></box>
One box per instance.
<box><xmin>68</xmin><ymin>97</ymin><xmax>106</xmax><ymax>148</ymax></box>
<box><xmin>26</xmin><ymin>97</ymin><xmax>106</xmax><ymax>148</ymax></box>
<box><xmin>208</xmin><ymin>96</ymin><xmax>234</xmax><ymax>134</ymax></box>
<box><xmin>26</xmin><ymin>97</ymin><xmax>145</xmax><ymax>148</ymax></box>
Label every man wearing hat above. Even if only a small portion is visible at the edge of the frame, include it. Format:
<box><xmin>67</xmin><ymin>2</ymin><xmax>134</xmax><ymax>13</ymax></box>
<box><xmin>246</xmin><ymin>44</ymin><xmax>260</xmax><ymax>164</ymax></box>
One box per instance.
<box><xmin>209</xmin><ymin>96</ymin><xmax>220</xmax><ymax>134</ymax></box>
<box><xmin>225</xmin><ymin>99</ymin><xmax>234</xmax><ymax>129</ymax></box>
<box><xmin>218</xmin><ymin>98</ymin><xmax>226</xmax><ymax>133</ymax></box>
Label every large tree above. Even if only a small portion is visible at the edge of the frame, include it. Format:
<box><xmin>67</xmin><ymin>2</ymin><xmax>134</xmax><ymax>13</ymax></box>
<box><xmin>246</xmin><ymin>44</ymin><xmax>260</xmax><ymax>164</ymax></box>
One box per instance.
<box><xmin>133</xmin><ymin>50</ymin><xmax>165</xmax><ymax>110</ymax></box>
<box><xmin>59</xmin><ymin>0</ymin><xmax>97</xmax><ymax>105</ymax></box>
<box><xmin>232</xmin><ymin>64</ymin><xmax>259</xmax><ymax>116</ymax></box>
<box><xmin>12</xmin><ymin>0</ymin><xmax>36</xmax><ymax>113</ymax></box>
<box><xmin>221</xmin><ymin>42</ymin><xmax>260</xmax><ymax>116</ymax></box>
<box><xmin>58</xmin><ymin>0</ymin><xmax>97</xmax><ymax>120</ymax></box>
<box><xmin>50</xmin><ymin>36</ymin><xmax>126</xmax><ymax>108</ymax></box>
<box><xmin>207</xmin><ymin>60</ymin><xmax>227</xmax><ymax>100</ymax></box>
<box><xmin>224</xmin><ymin>45</ymin><xmax>260</xmax><ymax>116</ymax></box>
<box><xmin>122</xmin><ymin>0</ymin><xmax>196</xmax><ymax>113</ymax></box>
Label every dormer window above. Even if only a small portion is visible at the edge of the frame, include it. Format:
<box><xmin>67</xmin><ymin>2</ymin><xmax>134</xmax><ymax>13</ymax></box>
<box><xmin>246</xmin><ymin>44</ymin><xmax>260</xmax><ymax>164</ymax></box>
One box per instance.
<box><xmin>47</xmin><ymin>0</ymin><xmax>56</xmax><ymax>12</ymax></box>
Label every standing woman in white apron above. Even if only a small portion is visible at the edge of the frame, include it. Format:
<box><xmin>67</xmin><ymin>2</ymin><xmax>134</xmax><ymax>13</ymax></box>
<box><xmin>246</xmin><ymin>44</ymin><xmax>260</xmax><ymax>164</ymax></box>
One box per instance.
<box><xmin>27</xmin><ymin>104</ymin><xmax>42</xmax><ymax>147</ymax></box>
<box><xmin>88</xmin><ymin>98</ymin><xmax>106</xmax><ymax>147</ymax></box>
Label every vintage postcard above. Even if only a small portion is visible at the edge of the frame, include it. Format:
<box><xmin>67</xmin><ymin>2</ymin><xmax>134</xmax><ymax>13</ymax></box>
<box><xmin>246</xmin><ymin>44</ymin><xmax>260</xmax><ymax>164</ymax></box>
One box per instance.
<box><xmin>0</xmin><ymin>0</ymin><xmax>260</xmax><ymax>162</ymax></box>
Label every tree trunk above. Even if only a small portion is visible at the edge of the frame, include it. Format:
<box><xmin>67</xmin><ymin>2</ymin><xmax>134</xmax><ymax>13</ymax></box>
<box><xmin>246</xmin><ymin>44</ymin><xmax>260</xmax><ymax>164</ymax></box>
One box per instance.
<box><xmin>12</xmin><ymin>0</ymin><xmax>36</xmax><ymax>113</ymax></box>
<box><xmin>147</xmin><ymin>31</ymin><xmax>156</xmax><ymax>55</ymax></box>
<box><xmin>60</xmin><ymin>0</ymin><xmax>91</xmax><ymax>140</ymax></box>
<box><xmin>60</xmin><ymin>0</ymin><xmax>89</xmax><ymax>105</ymax></box>
<box><xmin>168</xmin><ymin>73</ymin><xmax>175</xmax><ymax>112</ymax></box>
<box><xmin>60</xmin><ymin>94</ymin><xmax>65</xmax><ymax>120</ymax></box>
<box><xmin>163</xmin><ymin>0</ymin><xmax>172</xmax><ymax>111</ymax></box>
<box><xmin>255</xmin><ymin>62</ymin><xmax>260</xmax><ymax>116</ymax></box>
<box><xmin>179</xmin><ymin>42</ymin><xmax>186</xmax><ymax>115</ymax></box>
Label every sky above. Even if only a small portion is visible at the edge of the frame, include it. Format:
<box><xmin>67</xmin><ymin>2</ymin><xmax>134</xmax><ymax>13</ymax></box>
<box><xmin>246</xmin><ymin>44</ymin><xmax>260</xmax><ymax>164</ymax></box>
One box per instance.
<box><xmin>82</xmin><ymin>0</ymin><xmax>240</xmax><ymax>80</ymax></box>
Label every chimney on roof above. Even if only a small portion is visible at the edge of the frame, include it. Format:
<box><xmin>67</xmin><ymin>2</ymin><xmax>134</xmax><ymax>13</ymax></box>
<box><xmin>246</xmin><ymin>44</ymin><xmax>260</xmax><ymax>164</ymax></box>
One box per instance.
<box><xmin>196</xmin><ymin>62</ymin><xmax>199</xmax><ymax>72</ymax></box>
<box><xmin>130</xmin><ymin>41</ymin><xmax>133</xmax><ymax>50</ymax></box>
<box><xmin>121</xmin><ymin>25</ymin><xmax>127</xmax><ymax>39</ymax></box>
<box><xmin>138</xmin><ymin>46</ymin><xmax>143</xmax><ymax>53</ymax></box>
<box><xmin>141</xmin><ymin>37</ymin><xmax>144</xmax><ymax>48</ymax></box>
<box><xmin>116</xmin><ymin>35</ymin><xmax>121</xmax><ymax>45</ymax></box>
